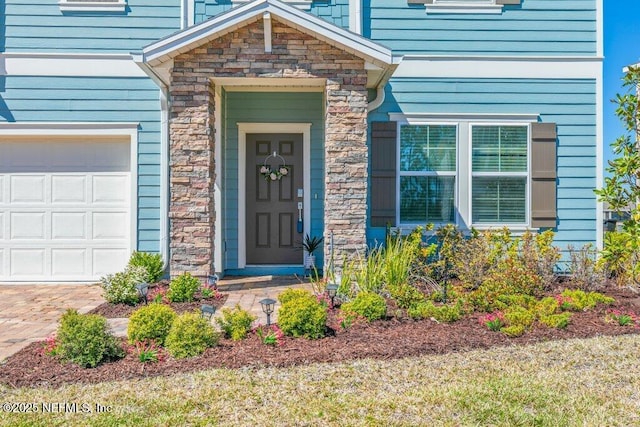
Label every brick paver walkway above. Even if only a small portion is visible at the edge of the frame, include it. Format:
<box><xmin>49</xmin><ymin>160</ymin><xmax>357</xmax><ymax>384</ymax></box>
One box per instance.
<box><xmin>0</xmin><ymin>284</ymin><xmax>104</xmax><ymax>362</ymax></box>
<box><xmin>0</xmin><ymin>276</ymin><xmax>313</xmax><ymax>362</ymax></box>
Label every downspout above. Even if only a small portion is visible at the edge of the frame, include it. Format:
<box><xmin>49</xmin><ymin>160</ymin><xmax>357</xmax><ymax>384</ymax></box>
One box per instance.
<box><xmin>367</xmin><ymin>85</ymin><xmax>385</xmax><ymax>112</ymax></box>
<box><xmin>132</xmin><ymin>55</ymin><xmax>170</xmax><ymax>273</ymax></box>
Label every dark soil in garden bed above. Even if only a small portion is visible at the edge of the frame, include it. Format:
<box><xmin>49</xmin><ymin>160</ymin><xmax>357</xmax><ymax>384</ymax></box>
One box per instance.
<box><xmin>2</xmin><ymin>286</ymin><xmax>640</xmax><ymax>389</ymax></box>
<box><xmin>86</xmin><ymin>281</ymin><xmax>228</xmax><ymax>318</ymax></box>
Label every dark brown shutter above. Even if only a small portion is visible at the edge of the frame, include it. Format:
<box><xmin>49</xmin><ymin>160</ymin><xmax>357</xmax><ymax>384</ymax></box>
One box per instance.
<box><xmin>531</xmin><ymin>122</ymin><xmax>557</xmax><ymax>228</ymax></box>
<box><xmin>370</xmin><ymin>121</ymin><xmax>397</xmax><ymax>227</ymax></box>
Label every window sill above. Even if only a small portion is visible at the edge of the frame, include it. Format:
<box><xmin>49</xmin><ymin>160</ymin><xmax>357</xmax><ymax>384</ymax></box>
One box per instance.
<box><xmin>425</xmin><ymin>4</ymin><xmax>503</xmax><ymax>14</ymax></box>
<box><xmin>58</xmin><ymin>1</ymin><xmax>126</xmax><ymax>12</ymax></box>
<box><xmin>231</xmin><ymin>0</ymin><xmax>313</xmax><ymax>11</ymax></box>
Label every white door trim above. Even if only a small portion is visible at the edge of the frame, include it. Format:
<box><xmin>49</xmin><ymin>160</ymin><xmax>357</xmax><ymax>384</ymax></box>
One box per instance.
<box><xmin>237</xmin><ymin>123</ymin><xmax>311</xmax><ymax>269</ymax></box>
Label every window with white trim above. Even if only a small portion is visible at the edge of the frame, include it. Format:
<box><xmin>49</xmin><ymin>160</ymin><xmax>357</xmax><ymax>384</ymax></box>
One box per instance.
<box><xmin>471</xmin><ymin>125</ymin><xmax>528</xmax><ymax>224</ymax></box>
<box><xmin>59</xmin><ymin>0</ymin><xmax>126</xmax><ymax>12</ymax></box>
<box><xmin>399</xmin><ymin>124</ymin><xmax>457</xmax><ymax>224</ymax></box>
<box><xmin>397</xmin><ymin>121</ymin><xmax>530</xmax><ymax>228</ymax></box>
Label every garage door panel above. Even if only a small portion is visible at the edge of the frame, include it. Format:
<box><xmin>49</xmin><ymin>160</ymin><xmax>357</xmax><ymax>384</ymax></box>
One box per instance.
<box><xmin>93</xmin><ymin>212</ymin><xmax>127</xmax><ymax>239</ymax></box>
<box><xmin>93</xmin><ymin>248</ymin><xmax>128</xmax><ymax>277</ymax></box>
<box><xmin>1</xmin><ymin>139</ymin><xmax>131</xmax><ymax>281</ymax></box>
<box><xmin>52</xmin><ymin>176</ymin><xmax>87</xmax><ymax>204</ymax></box>
<box><xmin>10</xmin><ymin>175</ymin><xmax>46</xmax><ymax>204</ymax></box>
<box><xmin>52</xmin><ymin>212</ymin><xmax>86</xmax><ymax>240</ymax></box>
<box><xmin>93</xmin><ymin>175</ymin><xmax>129</xmax><ymax>204</ymax></box>
<box><xmin>52</xmin><ymin>249</ymin><xmax>87</xmax><ymax>276</ymax></box>
<box><xmin>10</xmin><ymin>249</ymin><xmax>46</xmax><ymax>276</ymax></box>
<box><xmin>10</xmin><ymin>212</ymin><xmax>46</xmax><ymax>239</ymax></box>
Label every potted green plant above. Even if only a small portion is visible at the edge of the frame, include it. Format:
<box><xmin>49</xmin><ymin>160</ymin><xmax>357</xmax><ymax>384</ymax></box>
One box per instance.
<box><xmin>302</xmin><ymin>234</ymin><xmax>323</xmax><ymax>270</ymax></box>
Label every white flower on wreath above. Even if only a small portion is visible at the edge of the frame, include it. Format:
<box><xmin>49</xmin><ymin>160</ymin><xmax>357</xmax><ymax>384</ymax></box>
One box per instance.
<box><xmin>261</xmin><ymin>165</ymin><xmax>290</xmax><ymax>181</ymax></box>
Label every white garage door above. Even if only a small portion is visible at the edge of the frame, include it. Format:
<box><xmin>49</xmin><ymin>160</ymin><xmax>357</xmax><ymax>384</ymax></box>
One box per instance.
<box><xmin>0</xmin><ymin>137</ymin><xmax>132</xmax><ymax>281</ymax></box>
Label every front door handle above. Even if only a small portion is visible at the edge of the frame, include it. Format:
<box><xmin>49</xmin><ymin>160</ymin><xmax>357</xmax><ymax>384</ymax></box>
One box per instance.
<box><xmin>297</xmin><ymin>202</ymin><xmax>303</xmax><ymax>233</ymax></box>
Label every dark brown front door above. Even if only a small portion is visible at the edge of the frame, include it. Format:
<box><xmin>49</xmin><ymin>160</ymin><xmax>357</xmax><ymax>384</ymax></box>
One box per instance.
<box><xmin>246</xmin><ymin>133</ymin><xmax>303</xmax><ymax>264</ymax></box>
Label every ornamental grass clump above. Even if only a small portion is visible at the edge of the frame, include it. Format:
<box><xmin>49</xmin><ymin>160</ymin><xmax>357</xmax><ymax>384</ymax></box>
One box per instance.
<box><xmin>55</xmin><ymin>309</ymin><xmax>124</xmax><ymax>368</ymax></box>
<box><xmin>167</xmin><ymin>272</ymin><xmax>200</xmax><ymax>303</ymax></box>
<box><xmin>340</xmin><ymin>292</ymin><xmax>387</xmax><ymax>322</ymax></box>
<box><xmin>165</xmin><ymin>312</ymin><xmax>220</xmax><ymax>358</ymax></box>
<box><xmin>277</xmin><ymin>289</ymin><xmax>327</xmax><ymax>339</ymax></box>
<box><xmin>127</xmin><ymin>303</ymin><xmax>177</xmax><ymax>346</ymax></box>
<box><xmin>216</xmin><ymin>305</ymin><xmax>256</xmax><ymax>341</ymax></box>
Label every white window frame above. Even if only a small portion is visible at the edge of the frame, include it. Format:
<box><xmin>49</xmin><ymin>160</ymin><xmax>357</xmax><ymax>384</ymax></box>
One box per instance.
<box><xmin>58</xmin><ymin>0</ymin><xmax>127</xmax><ymax>13</ymax></box>
<box><xmin>468</xmin><ymin>122</ymin><xmax>531</xmax><ymax>229</ymax></box>
<box><xmin>397</xmin><ymin>122</ymin><xmax>459</xmax><ymax>228</ymax></box>
<box><xmin>426</xmin><ymin>0</ymin><xmax>503</xmax><ymax>14</ymax></box>
<box><xmin>390</xmin><ymin>113</ymin><xmax>538</xmax><ymax>231</ymax></box>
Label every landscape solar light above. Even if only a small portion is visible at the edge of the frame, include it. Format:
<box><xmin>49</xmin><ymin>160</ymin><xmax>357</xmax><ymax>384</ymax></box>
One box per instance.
<box><xmin>207</xmin><ymin>274</ymin><xmax>219</xmax><ymax>290</ymax></box>
<box><xmin>259</xmin><ymin>298</ymin><xmax>277</xmax><ymax>326</ymax></box>
<box><xmin>326</xmin><ymin>284</ymin><xmax>339</xmax><ymax>308</ymax></box>
<box><xmin>201</xmin><ymin>304</ymin><xmax>216</xmax><ymax>321</ymax></box>
<box><xmin>135</xmin><ymin>282</ymin><xmax>149</xmax><ymax>304</ymax></box>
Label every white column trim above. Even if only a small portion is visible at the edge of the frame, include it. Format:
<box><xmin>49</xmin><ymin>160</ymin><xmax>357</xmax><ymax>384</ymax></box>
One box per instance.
<box><xmin>263</xmin><ymin>13</ymin><xmax>273</xmax><ymax>53</ymax></box>
<box><xmin>214</xmin><ymin>91</ymin><xmax>224</xmax><ymax>274</ymax></box>
<box><xmin>595</xmin><ymin>64</ymin><xmax>604</xmax><ymax>249</ymax></box>
<box><xmin>349</xmin><ymin>0</ymin><xmax>362</xmax><ymax>34</ymax></box>
<box><xmin>236</xmin><ymin>122</ymin><xmax>312</xmax><ymax>269</ymax></box>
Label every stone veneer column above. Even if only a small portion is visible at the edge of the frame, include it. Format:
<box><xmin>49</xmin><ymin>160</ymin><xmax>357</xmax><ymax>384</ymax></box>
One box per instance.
<box><xmin>324</xmin><ymin>74</ymin><xmax>369</xmax><ymax>269</ymax></box>
<box><xmin>168</xmin><ymin>75</ymin><xmax>216</xmax><ymax>278</ymax></box>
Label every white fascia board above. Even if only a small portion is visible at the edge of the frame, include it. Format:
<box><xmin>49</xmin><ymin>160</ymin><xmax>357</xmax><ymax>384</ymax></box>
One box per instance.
<box><xmin>394</xmin><ymin>56</ymin><xmax>603</xmax><ymax>79</ymax></box>
<box><xmin>142</xmin><ymin>0</ymin><xmax>395</xmax><ymax>68</ymax></box>
<box><xmin>0</xmin><ymin>52</ymin><xmax>146</xmax><ymax>78</ymax></box>
<box><xmin>389</xmin><ymin>112</ymin><xmax>540</xmax><ymax>123</ymax></box>
<box><xmin>0</xmin><ymin>122</ymin><xmax>140</xmax><ymax>135</ymax></box>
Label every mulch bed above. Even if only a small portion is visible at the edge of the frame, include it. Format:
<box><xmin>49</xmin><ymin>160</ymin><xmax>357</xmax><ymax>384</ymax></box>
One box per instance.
<box><xmin>2</xmin><ymin>286</ymin><xmax>640</xmax><ymax>389</ymax></box>
<box><xmin>86</xmin><ymin>281</ymin><xmax>228</xmax><ymax>318</ymax></box>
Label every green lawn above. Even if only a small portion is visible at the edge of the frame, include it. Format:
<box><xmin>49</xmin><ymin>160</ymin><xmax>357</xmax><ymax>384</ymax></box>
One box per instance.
<box><xmin>2</xmin><ymin>334</ymin><xmax>640</xmax><ymax>426</ymax></box>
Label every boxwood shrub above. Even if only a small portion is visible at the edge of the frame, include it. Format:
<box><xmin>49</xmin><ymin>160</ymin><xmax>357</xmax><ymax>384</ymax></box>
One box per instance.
<box><xmin>277</xmin><ymin>290</ymin><xmax>327</xmax><ymax>339</ymax></box>
<box><xmin>56</xmin><ymin>309</ymin><xmax>123</xmax><ymax>368</ymax></box>
<box><xmin>341</xmin><ymin>292</ymin><xmax>387</xmax><ymax>322</ymax></box>
<box><xmin>127</xmin><ymin>303</ymin><xmax>177</xmax><ymax>345</ymax></box>
<box><xmin>165</xmin><ymin>312</ymin><xmax>220</xmax><ymax>358</ymax></box>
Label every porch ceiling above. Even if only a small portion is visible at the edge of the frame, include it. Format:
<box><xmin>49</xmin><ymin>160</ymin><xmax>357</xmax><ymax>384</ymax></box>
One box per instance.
<box><xmin>133</xmin><ymin>0</ymin><xmax>400</xmax><ymax>89</ymax></box>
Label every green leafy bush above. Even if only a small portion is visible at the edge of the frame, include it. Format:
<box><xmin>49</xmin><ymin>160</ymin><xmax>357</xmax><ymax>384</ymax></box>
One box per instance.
<box><xmin>100</xmin><ymin>265</ymin><xmax>148</xmax><ymax>305</ymax></box>
<box><xmin>278</xmin><ymin>288</ymin><xmax>313</xmax><ymax>305</ymax></box>
<box><xmin>216</xmin><ymin>305</ymin><xmax>256</xmax><ymax>341</ymax></box>
<box><xmin>167</xmin><ymin>272</ymin><xmax>200</xmax><ymax>303</ymax></box>
<box><xmin>128</xmin><ymin>251</ymin><xmax>164</xmax><ymax>283</ymax></box>
<box><xmin>504</xmin><ymin>306</ymin><xmax>535</xmax><ymax>330</ymax></box>
<box><xmin>407</xmin><ymin>300</ymin><xmax>463</xmax><ymax>323</ymax></box>
<box><xmin>56</xmin><ymin>309</ymin><xmax>123</xmax><ymax>368</ymax></box>
<box><xmin>540</xmin><ymin>312</ymin><xmax>572</xmax><ymax>329</ymax></box>
<box><xmin>387</xmin><ymin>283</ymin><xmax>425</xmax><ymax>309</ymax></box>
<box><xmin>127</xmin><ymin>303</ymin><xmax>177</xmax><ymax>345</ymax></box>
<box><xmin>535</xmin><ymin>297</ymin><xmax>560</xmax><ymax>317</ymax></box>
<box><xmin>165</xmin><ymin>312</ymin><xmax>220</xmax><ymax>358</ymax></box>
<box><xmin>277</xmin><ymin>290</ymin><xmax>327</xmax><ymax>339</ymax></box>
<box><xmin>501</xmin><ymin>324</ymin><xmax>526</xmax><ymax>337</ymax></box>
<box><xmin>341</xmin><ymin>292</ymin><xmax>387</xmax><ymax>322</ymax></box>
<box><xmin>559</xmin><ymin>289</ymin><xmax>615</xmax><ymax>311</ymax></box>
